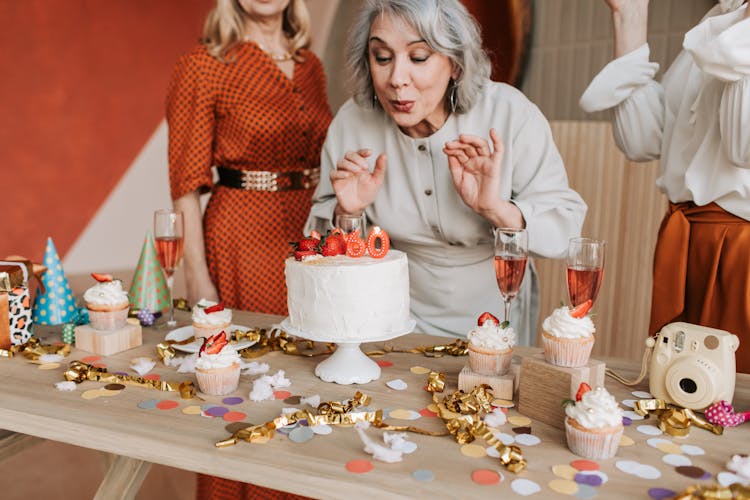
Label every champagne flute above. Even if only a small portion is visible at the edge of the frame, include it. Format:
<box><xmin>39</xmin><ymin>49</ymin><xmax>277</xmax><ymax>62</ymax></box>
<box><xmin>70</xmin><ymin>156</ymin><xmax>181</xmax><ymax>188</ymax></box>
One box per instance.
<box><xmin>494</xmin><ymin>228</ymin><xmax>528</xmax><ymax>323</ymax></box>
<box><xmin>566</xmin><ymin>238</ymin><xmax>605</xmax><ymax>307</ymax></box>
<box><xmin>154</xmin><ymin>209</ymin><xmax>184</xmax><ymax>327</ymax></box>
<box><xmin>334</xmin><ymin>213</ymin><xmax>367</xmax><ymax>238</ymax></box>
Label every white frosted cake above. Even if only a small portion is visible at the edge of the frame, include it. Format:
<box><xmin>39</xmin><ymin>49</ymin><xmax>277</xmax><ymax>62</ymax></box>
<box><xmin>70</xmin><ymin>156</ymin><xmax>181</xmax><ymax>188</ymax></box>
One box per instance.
<box><xmin>284</xmin><ymin>250</ymin><xmax>411</xmax><ymax>341</ymax></box>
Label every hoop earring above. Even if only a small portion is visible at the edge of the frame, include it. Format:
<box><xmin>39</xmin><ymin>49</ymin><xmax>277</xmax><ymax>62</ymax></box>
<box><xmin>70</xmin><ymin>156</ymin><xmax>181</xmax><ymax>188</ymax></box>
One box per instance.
<box><xmin>449</xmin><ymin>80</ymin><xmax>457</xmax><ymax>113</ymax></box>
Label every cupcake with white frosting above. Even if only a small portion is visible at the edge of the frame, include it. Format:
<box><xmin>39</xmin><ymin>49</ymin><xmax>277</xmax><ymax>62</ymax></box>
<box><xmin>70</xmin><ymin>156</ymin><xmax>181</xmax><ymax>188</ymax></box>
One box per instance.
<box><xmin>84</xmin><ymin>273</ymin><xmax>130</xmax><ymax>331</ymax></box>
<box><xmin>542</xmin><ymin>300</ymin><xmax>595</xmax><ymax>367</ymax></box>
<box><xmin>467</xmin><ymin>312</ymin><xmax>516</xmax><ymax>375</ymax></box>
<box><xmin>564</xmin><ymin>384</ymin><xmax>623</xmax><ymax>459</ymax></box>
<box><xmin>195</xmin><ymin>331</ymin><xmax>241</xmax><ymax>396</ymax></box>
<box><xmin>192</xmin><ymin>299</ymin><xmax>232</xmax><ymax>340</ymax></box>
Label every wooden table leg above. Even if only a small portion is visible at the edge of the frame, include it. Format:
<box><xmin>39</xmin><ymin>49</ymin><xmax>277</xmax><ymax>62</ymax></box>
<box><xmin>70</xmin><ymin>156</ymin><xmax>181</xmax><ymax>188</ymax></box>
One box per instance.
<box><xmin>94</xmin><ymin>453</ymin><xmax>152</xmax><ymax>500</ymax></box>
<box><xmin>0</xmin><ymin>430</ymin><xmax>43</xmax><ymax>464</ymax></box>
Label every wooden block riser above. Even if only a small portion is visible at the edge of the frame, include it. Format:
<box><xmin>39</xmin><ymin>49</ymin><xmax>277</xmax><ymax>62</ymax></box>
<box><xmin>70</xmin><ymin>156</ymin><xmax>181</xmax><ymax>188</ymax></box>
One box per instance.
<box><xmin>457</xmin><ymin>364</ymin><xmax>516</xmax><ymax>400</ymax></box>
<box><xmin>75</xmin><ymin>324</ymin><xmax>143</xmax><ymax>356</ymax></box>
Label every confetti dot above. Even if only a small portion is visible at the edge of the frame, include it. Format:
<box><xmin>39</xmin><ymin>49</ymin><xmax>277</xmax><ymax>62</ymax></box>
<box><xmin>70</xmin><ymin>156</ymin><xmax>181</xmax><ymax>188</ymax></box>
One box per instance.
<box><xmin>675</xmin><ymin>466</ymin><xmax>710</xmax><ymax>480</ymax></box>
<box><xmin>492</xmin><ymin>398</ymin><xmax>515</xmax><ymax>408</ymax></box>
<box><xmin>138</xmin><ymin>399</ymin><xmax>159</xmax><ymax>409</ymax></box>
<box><xmin>616</xmin><ymin>460</ymin><xmax>661</xmax><ymax>479</ymax></box>
<box><xmin>578</xmin><ymin>471</ymin><xmax>608</xmax><ymax>484</ymax></box>
<box><xmin>81</xmin><ymin>355</ymin><xmax>100</xmax><ymax>363</ymax></box>
<box><xmin>311</xmin><ymin>424</ymin><xmax>332</xmax><ymax>435</ymax></box>
<box><xmin>182</xmin><ymin>405</ymin><xmax>202</xmax><ymax>415</ymax></box>
<box><xmin>205</xmin><ymin>406</ymin><xmax>229</xmax><ymax>417</ymax></box>
<box><xmin>288</xmin><ymin>426</ymin><xmax>314</xmax><ymax>443</ymax></box>
<box><xmin>515</xmin><ymin>434</ymin><xmax>541</xmax><ymax>446</ymax></box>
<box><xmin>508</xmin><ymin>415</ymin><xmax>531</xmax><ymax>426</ymax></box>
<box><xmin>461</xmin><ymin>444</ymin><xmax>487</xmax><ymax>458</ymax></box>
<box><xmin>548</xmin><ymin>479</ymin><xmax>578</xmax><ymax>495</ymax></box>
<box><xmin>552</xmin><ymin>465</ymin><xmax>578</xmax><ymax>480</ymax></box>
<box><xmin>647</xmin><ymin>437</ymin><xmax>672</xmax><ymax>449</ymax></box>
<box><xmin>575</xmin><ymin>484</ymin><xmax>598</xmax><ymax>499</ymax></box>
<box><xmin>38</xmin><ymin>363</ymin><xmax>60</xmax><ymax>370</ymax></box>
<box><xmin>223</xmin><ymin>411</ymin><xmax>247</xmax><ymax>422</ymax></box>
<box><xmin>571</xmin><ymin>460</ymin><xmax>599</xmax><ymax>472</ymax></box>
<box><xmin>472</xmin><ymin>469</ymin><xmax>501</xmax><ymax>485</ymax></box>
<box><xmin>680</xmin><ymin>445</ymin><xmax>705</xmax><ymax>456</ymax></box>
<box><xmin>632</xmin><ymin>391</ymin><xmax>653</xmax><ymax>399</ymax></box>
<box><xmin>104</xmin><ymin>383</ymin><xmax>125</xmax><ymax>391</ymax></box>
<box><xmin>619</xmin><ymin>435</ymin><xmax>635</xmax><ymax>446</ymax></box>
<box><xmin>376</xmin><ymin>360</ymin><xmax>393</xmax><ymax>368</ymax></box>
<box><xmin>622</xmin><ymin>416</ymin><xmax>632</xmax><ymax>426</ymax></box>
<box><xmin>512</xmin><ymin>426</ymin><xmax>532</xmax><ymax>434</ymax></box>
<box><xmin>143</xmin><ymin>374</ymin><xmax>161</xmax><ymax>381</ymax></box>
<box><xmin>637</xmin><ymin>425</ymin><xmax>662</xmax><ymax>436</ymax></box>
<box><xmin>156</xmin><ymin>400</ymin><xmax>179</xmax><ymax>410</ymax></box>
<box><xmin>412</xmin><ymin>469</ymin><xmax>435</xmax><ymax>482</ymax></box>
<box><xmin>386</xmin><ymin>379</ymin><xmax>407</xmax><ymax>390</ymax></box>
<box><xmin>273</xmin><ymin>390</ymin><xmax>292</xmax><ymax>400</ymax></box>
<box><xmin>574</xmin><ymin>473</ymin><xmax>602</xmax><ymax>487</ymax></box>
<box><xmin>648</xmin><ymin>487</ymin><xmax>676</xmax><ymax>499</ymax></box>
<box><xmin>81</xmin><ymin>390</ymin><xmax>102</xmax><ymax>400</ymax></box>
<box><xmin>623</xmin><ymin>410</ymin><xmax>645</xmax><ymax>420</ymax></box>
<box><xmin>718</xmin><ymin>471</ymin><xmax>748</xmax><ymax>487</ymax></box>
<box><xmin>419</xmin><ymin>407</ymin><xmax>437</xmax><ymax>418</ymax></box>
<box><xmin>225</xmin><ymin>422</ymin><xmax>253</xmax><ymax>434</ymax></box>
<box><xmin>620</xmin><ymin>399</ymin><xmax>636</xmax><ymax>408</ymax></box>
<box><xmin>663</xmin><ymin>454</ymin><xmax>691</xmax><ymax>467</ymax></box>
<box><xmin>512</xmin><ymin>478</ymin><xmax>541</xmax><ymax>496</ymax></box>
<box><xmin>410</xmin><ymin>366</ymin><xmax>430</xmax><ymax>374</ymax></box>
<box><xmin>656</xmin><ymin>442</ymin><xmax>682</xmax><ymax>455</ymax></box>
<box><xmin>283</xmin><ymin>395</ymin><xmax>302</xmax><ymax>405</ymax></box>
<box><xmin>388</xmin><ymin>409</ymin><xmax>421</xmax><ymax>420</ymax></box>
<box><xmin>493</xmin><ymin>432</ymin><xmax>515</xmax><ymax>445</ymax></box>
<box><xmin>221</xmin><ymin>396</ymin><xmax>243</xmax><ymax>405</ymax></box>
<box><xmin>345</xmin><ymin>459</ymin><xmax>373</xmax><ymax>474</ymax></box>
<box><xmin>486</xmin><ymin>446</ymin><xmax>500</xmax><ymax>458</ymax></box>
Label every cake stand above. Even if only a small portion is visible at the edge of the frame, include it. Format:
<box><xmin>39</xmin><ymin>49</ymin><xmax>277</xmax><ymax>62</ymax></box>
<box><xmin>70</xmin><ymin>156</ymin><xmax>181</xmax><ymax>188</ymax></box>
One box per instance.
<box><xmin>279</xmin><ymin>318</ymin><xmax>416</xmax><ymax>385</ymax></box>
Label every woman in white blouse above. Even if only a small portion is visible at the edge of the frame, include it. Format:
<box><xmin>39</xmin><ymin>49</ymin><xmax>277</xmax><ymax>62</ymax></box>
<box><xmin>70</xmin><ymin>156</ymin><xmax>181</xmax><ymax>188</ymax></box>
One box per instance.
<box><xmin>580</xmin><ymin>0</ymin><xmax>750</xmax><ymax>372</ymax></box>
<box><xmin>305</xmin><ymin>0</ymin><xmax>586</xmax><ymax>345</ymax></box>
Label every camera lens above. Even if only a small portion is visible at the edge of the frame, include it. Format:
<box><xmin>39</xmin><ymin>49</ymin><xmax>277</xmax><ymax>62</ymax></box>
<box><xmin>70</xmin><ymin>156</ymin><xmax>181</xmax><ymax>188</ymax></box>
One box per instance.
<box><xmin>679</xmin><ymin>378</ymin><xmax>698</xmax><ymax>394</ymax></box>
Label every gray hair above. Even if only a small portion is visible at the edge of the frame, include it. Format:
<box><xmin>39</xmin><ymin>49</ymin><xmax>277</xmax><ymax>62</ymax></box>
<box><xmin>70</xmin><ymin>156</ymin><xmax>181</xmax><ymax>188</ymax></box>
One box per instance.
<box><xmin>346</xmin><ymin>0</ymin><xmax>491</xmax><ymax>114</ymax></box>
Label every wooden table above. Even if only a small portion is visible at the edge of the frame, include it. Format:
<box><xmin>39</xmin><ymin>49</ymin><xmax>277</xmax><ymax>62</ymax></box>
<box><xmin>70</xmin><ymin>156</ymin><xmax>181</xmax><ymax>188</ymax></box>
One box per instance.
<box><xmin>1</xmin><ymin>310</ymin><xmax>748</xmax><ymax>499</ymax></box>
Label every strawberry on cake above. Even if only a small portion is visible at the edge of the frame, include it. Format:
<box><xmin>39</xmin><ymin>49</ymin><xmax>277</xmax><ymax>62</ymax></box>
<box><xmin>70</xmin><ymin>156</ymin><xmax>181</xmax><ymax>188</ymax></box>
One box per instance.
<box><xmin>192</xmin><ymin>299</ymin><xmax>232</xmax><ymax>340</ymax></box>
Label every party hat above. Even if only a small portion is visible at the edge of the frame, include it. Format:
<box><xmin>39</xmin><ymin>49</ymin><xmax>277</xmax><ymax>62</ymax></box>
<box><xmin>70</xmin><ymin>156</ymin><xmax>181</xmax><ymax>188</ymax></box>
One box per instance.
<box><xmin>33</xmin><ymin>237</ymin><xmax>77</xmax><ymax>325</ymax></box>
<box><xmin>129</xmin><ymin>232</ymin><xmax>169</xmax><ymax>312</ymax></box>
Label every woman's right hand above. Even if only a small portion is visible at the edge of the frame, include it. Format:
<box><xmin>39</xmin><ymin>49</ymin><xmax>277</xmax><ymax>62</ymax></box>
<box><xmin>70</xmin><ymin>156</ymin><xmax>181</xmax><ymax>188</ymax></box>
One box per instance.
<box><xmin>330</xmin><ymin>149</ymin><xmax>387</xmax><ymax>215</ymax></box>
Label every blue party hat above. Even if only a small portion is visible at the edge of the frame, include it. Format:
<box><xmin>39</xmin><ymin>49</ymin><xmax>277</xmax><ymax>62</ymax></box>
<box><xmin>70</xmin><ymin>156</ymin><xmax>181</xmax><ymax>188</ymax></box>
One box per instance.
<box><xmin>33</xmin><ymin>237</ymin><xmax>77</xmax><ymax>325</ymax></box>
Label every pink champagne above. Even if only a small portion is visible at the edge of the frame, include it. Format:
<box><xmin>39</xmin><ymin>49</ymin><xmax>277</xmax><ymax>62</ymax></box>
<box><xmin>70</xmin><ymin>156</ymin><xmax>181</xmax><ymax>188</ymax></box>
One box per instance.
<box><xmin>494</xmin><ymin>256</ymin><xmax>527</xmax><ymax>299</ymax></box>
<box><xmin>155</xmin><ymin>236</ymin><xmax>184</xmax><ymax>277</ymax></box>
<box><xmin>567</xmin><ymin>265</ymin><xmax>603</xmax><ymax>306</ymax></box>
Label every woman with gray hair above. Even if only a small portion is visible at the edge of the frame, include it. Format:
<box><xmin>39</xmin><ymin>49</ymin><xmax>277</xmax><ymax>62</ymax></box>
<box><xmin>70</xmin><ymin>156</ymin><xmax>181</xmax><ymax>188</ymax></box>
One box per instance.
<box><xmin>306</xmin><ymin>0</ymin><xmax>586</xmax><ymax>345</ymax></box>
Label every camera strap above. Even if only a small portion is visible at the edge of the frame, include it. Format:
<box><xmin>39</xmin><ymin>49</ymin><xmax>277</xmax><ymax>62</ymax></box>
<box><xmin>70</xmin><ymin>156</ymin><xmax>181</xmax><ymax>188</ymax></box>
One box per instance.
<box><xmin>605</xmin><ymin>336</ymin><xmax>656</xmax><ymax>386</ymax></box>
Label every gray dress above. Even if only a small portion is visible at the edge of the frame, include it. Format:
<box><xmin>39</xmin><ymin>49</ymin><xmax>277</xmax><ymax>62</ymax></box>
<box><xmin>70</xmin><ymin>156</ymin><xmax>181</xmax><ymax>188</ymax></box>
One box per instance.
<box><xmin>306</xmin><ymin>81</ymin><xmax>587</xmax><ymax>345</ymax></box>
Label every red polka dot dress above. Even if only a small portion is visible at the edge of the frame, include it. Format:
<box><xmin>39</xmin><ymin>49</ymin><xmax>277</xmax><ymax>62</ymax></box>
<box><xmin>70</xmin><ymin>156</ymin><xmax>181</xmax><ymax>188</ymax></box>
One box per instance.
<box><xmin>167</xmin><ymin>42</ymin><xmax>332</xmax><ymax>315</ymax></box>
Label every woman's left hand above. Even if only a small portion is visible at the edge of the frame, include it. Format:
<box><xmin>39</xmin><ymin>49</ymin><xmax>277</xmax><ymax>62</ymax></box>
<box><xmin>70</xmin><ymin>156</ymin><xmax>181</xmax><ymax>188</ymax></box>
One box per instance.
<box><xmin>444</xmin><ymin>128</ymin><xmax>504</xmax><ymax>215</ymax></box>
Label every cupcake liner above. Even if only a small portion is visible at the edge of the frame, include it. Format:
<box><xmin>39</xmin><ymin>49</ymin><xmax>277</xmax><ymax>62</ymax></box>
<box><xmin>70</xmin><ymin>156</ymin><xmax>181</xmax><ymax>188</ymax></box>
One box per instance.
<box><xmin>193</xmin><ymin>322</ymin><xmax>231</xmax><ymax>340</ymax></box>
<box><xmin>542</xmin><ymin>332</ymin><xmax>594</xmax><ymax>368</ymax></box>
<box><xmin>195</xmin><ymin>364</ymin><xmax>240</xmax><ymax>396</ymax></box>
<box><xmin>468</xmin><ymin>347</ymin><xmax>513</xmax><ymax>375</ymax></box>
<box><xmin>87</xmin><ymin>305</ymin><xmax>129</xmax><ymax>331</ymax></box>
<box><xmin>565</xmin><ymin>419</ymin><xmax>623</xmax><ymax>459</ymax></box>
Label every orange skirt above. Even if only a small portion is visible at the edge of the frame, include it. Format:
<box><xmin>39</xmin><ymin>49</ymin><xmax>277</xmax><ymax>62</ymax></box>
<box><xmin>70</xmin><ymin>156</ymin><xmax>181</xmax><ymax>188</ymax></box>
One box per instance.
<box><xmin>197</xmin><ymin>474</ymin><xmax>312</xmax><ymax>500</ymax></box>
<box><xmin>650</xmin><ymin>202</ymin><xmax>750</xmax><ymax>373</ymax></box>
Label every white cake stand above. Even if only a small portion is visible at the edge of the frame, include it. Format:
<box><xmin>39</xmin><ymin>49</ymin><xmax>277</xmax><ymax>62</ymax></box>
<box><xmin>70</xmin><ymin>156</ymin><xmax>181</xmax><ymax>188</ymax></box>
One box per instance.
<box><xmin>279</xmin><ymin>318</ymin><xmax>416</xmax><ymax>385</ymax></box>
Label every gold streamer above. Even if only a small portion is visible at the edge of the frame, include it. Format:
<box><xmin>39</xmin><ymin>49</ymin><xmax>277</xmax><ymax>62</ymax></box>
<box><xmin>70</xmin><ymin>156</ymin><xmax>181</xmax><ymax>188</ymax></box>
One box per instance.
<box><xmin>426</xmin><ymin>371</ymin><xmax>445</xmax><ymax>393</ymax></box>
<box><xmin>633</xmin><ymin>399</ymin><xmax>723</xmax><ymax>436</ymax></box>
<box><xmin>674</xmin><ymin>482</ymin><xmax>750</xmax><ymax>499</ymax></box>
<box><xmin>0</xmin><ymin>337</ymin><xmax>71</xmax><ymax>360</ymax></box>
<box><xmin>64</xmin><ymin>361</ymin><xmax>196</xmax><ymax>399</ymax></box>
<box><xmin>372</xmin><ymin>339</ymin><xmax>468</xmax><ymax>358</ymax></box>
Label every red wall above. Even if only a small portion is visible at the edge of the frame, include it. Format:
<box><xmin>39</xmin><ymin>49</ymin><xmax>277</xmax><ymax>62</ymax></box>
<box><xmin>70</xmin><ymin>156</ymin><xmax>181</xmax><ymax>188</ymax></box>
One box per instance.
<box><xmin>1</xmin><ymin>0</ymin><xmax>212</xmax><ymax>261</ymax></box>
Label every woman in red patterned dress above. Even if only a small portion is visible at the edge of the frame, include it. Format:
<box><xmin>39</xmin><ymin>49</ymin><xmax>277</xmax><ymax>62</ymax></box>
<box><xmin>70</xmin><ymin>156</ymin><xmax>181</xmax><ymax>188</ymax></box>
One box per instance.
<box><xmin>166</xmin><ymin>0</ymin><xmax>331</xmax><ymax>498</ymax></box>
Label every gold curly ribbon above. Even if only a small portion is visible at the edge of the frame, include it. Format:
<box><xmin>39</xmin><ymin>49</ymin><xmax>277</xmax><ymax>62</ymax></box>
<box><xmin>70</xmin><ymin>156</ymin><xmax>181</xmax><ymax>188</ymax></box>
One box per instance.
<box><xmin>426</xmin><ymin>371</ymin><xmax>445</xmax><ymax>393</ymax></box>
<box><xmin>0</xmin><ymin>337</ymin><xmax>71</xmax><ymax>360</ymax></box>
<box><xmin>674</xmin><ymin>482</ymin><xmax>750</xmax><ymax>499</ymax></box>
<box><xmin>173</xmin><ymin>298</ymin><xmax>191</xmax><ymax>312</ymax></box>
<box><xmin>433</xmin><ymin>381</ymin><xmax>526</xmax><ymax>472</ymax></box>
<box><xmin>368</xmin><ymin>339</ymin><xmax>468</xmax><ymax>358</ymax></box>
<box><xmin>64</xmin><ymin>360</ymin><xmax>196</xmax><ymax>399</ymax></box>
<box><xmin>633</xmin><ymin>399</ymin><xmax>723</xmax><ymax>436</ymax></box>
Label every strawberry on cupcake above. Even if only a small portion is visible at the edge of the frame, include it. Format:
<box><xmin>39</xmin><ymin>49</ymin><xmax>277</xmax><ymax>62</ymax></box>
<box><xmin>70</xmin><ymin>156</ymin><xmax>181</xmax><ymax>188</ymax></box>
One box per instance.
<box><xmin>194</xmin><ymin>331</ymin><xmax>241</xmax><ymax>396</ymax></box>
<box><xmin>84</xmin><ymin>273</ymin><xmax>130</xmax><ymax>331</ymax></box>
<box><xmin>541</xmin><ymin>300</ymin><xmax>595</xmax><ymax>368</ymax></box>
<box><xmin>192</xmin><ymin>299</ymin><xmax>232</xmax><ymax>340</ymax></box>
<box><xmin>467</xmin><ymin>312</ymin><xmax>516</xmax><ymax>376</ymax></box>
<box><xmin>564</xmin><ymin>383</ymin><xmax>623</xmax><ymax>459</ymax></box>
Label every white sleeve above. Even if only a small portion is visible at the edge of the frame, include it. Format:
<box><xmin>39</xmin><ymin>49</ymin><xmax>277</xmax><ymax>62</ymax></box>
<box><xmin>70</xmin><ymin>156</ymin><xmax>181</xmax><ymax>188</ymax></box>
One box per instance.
<box><xmin>685</xmin><ymin>13</ymin><xmax>750</xmax><ymax>167</ymax></box>
<box><xmin>579</xmin><ymin>44</ymin><xmax>664</xmax><ymax>162</ymax></box>
<box><xmin>511</xmin><ymin>103</ymin><xmax>588</xmax><ymax>259</ymax></box>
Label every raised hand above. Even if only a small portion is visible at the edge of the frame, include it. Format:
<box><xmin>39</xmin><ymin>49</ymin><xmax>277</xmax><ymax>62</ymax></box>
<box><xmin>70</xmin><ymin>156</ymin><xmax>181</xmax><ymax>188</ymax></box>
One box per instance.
<box><xmin>444</xmin><ymin>128</ymin><xmax>504</xmax><ymax>216</ymax></box>
<box><xmin>330</xmin><ymin>149</ymin><xmax>387</xmax><ymax>215</ymax></box>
